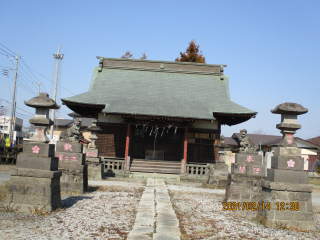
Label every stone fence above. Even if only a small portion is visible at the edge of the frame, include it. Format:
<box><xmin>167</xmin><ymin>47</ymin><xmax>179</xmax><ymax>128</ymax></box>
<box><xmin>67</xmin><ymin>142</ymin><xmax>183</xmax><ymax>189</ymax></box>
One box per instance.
<box><xmin>180</xmin><ymin>163</ymin><xmax>211</xmax><ymax>181</ymax></box>
<box><xmin>101</xmin><ymin>157</ymin><xmax>128</xmax><ymax>177</ymax></box>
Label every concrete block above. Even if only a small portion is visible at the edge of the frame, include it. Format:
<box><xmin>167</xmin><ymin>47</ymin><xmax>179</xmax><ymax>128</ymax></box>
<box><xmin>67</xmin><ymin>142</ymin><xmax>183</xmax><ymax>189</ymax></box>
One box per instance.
<box><xmin>275</xmin><ymin>211</ymin><xmax>314</xmax><ymax>221</ymax></box>
<box><xmin>87</xmin><ymin>163</ymin><xmax>104</xmax><ymax>180</ymax></box>
<box><xmin>12</xmin><ymin>168</ymin><xmax>62</xmax><ymax>179</ymax></box>
<box><xmin>10</xmin><ymin>175</ymin><xmax>60</xmax><ymax>187</ymax></box>
<box><xmin>267</xmin><ymin>169</ymin><xmax>308</xmax><ymax>184</ymax></box>
<box><xmin>56</xmin><ymin>142</ymin><xmax>83</xmax><ymax>153</ymax></box>
<box><xmin>22</xmin><ymin>142</ymin><xmax>55</xmax><ymax>157</ymax></box>
<box><xmin>288</xmin><ymin>192</ymin><xmax>312</xmax><ymax>201</ymax></box>
<box><xmin>8</xmin><ymin>184</ymin><xmax>45</xmax><ymax>196</ymax></box>
<box><xmin>86</xmin><ymin>157</ymin><xmax>101</xmax><ymax>163</ymax></box>
<box><xmin>213</xmin><ymin>169</ymin><xmax>228</xmax><ymax>176</ymax></box>
<box><xmin>235</xmin><ymin>153</ymin><xmax>262</xmax><ymax>165</ymax></box>
<box><xmin>16</xmin><ymin>155</ymin><xmax>58</xmax><ymax>171</ymax></box>
<box><xmin>271</xmin><ymin>156</ymin><xmax>304</xmax><ymax>171</ymax></box>
<box><xmin>273</xmin><ymin>147</ymin><xmax>301</xmax><ymax>157</ymax></box>
<box><xmin>276</xmin><ymin>191</ymin><xmax>289</xmax><ymax>200</ymax></box>
<box><xmin>214</xmin><ymin>163</ymin><xmax>228</xmax><ymax>171</ymax></box>
<box><xmin>55</xmin><ymin>152</ymin><xmax>85</xmax><ymax>165</ymax></box>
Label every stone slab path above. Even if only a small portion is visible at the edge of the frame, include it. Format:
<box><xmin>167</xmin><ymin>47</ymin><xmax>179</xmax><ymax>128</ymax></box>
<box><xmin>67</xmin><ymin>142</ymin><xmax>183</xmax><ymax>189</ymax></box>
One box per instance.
<box><xmin>127</xmin><ymin>178</ymin><xmax>180</xmax><ymax>240</ymax></box>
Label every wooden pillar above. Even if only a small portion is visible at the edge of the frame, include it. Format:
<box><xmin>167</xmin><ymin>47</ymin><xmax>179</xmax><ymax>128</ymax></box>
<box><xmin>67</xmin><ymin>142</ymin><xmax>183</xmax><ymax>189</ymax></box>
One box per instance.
<box><xmin>184</xmin><ymin>127</ymin><xmax>188</xmax><ymax>173</ymax></box>
<box><xmin>125</xmin><ymin>124</ymin><xmax>130</xmax><ymax>169</ymax></box>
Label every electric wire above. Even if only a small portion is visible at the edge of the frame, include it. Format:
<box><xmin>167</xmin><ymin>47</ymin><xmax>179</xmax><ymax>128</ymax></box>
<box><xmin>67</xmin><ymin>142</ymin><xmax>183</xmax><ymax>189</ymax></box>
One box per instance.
<box><xmin>0</xmin><ymin>43</ymin><xmax>16</xmax><ymax>55</ymax></box>
<box><xmin>0</xmin><ymin>48</ymin><xmax>14</xmax><ymax>57</ymax></box>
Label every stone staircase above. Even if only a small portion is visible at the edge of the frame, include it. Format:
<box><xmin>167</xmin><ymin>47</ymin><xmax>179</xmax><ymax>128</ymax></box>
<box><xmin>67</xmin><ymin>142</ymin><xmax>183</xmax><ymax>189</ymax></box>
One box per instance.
<box><xmin>130</xmin><ymin>159</ymin><xmax>181</xmax><ymax>174</ymax></box>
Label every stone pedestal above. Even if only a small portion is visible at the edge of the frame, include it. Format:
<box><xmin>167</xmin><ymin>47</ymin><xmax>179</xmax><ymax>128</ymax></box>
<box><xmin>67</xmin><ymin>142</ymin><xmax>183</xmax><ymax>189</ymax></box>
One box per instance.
<box><xmin>207</xmin><ymin>163</ymin><xmax>229</xmax><ymax>187</ymax></box>
<box><xmin>224</xmin><ymin>152</ymin><xmax>266</xmax><ymax>203</ymax></box>
<box><xmin>257</xmin><ymin>102</ymin><xmax>315</xmax><ymax>231</ymax></box>
<box><xmin>5</xmin><ymin>142</ymin><xmax>61</xmax><ymax>212</ymax></box>
<box><xmin>56</xmin><ymin>142</ymin><xmax>88</xmax><ymax>194</ymax></box>
<box><xmin>208</xmin><ymin>136</ymin><xmax>229</xmax><ymax>187</ymax></box>
<box><xmin>257</xmin><ymin>147</ymin><xmax>315</xmax><ymax>230</ymax></box>
<box><xmin>86</xmin><ymin>149</ymin><xmax>104</xmax><ymax>181</ymax></box>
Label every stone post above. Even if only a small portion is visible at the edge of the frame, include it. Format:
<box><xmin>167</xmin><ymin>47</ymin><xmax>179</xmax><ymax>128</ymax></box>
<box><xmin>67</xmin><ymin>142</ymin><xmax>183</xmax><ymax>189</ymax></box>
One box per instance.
<box><xmin>86</xmin><ymin>119</ymin><xmax>104</xmax><ymax>180</ymax></box>
<box><xmin>257</xmin><ymin>102</ymin><xmax>315</xmax><ymax>231</ymax></box>
<box><xmin>5</xmin><ymin>93</ymin><xmax>62</xmax><ymax>212</ymax></box>
<box><xmin>56</xmin><ymin>142</ymin><xmax>88</xmax><ymax>194</ymax></box>
<box><xmin>224</xmin><ymin>131</ymin><xmax>266</xmax><ymax>204</ymax></box>
<box><xmin>207</xmin><ymin>136</ymin><xmax>229</xmax><ymax>187</ymax></box>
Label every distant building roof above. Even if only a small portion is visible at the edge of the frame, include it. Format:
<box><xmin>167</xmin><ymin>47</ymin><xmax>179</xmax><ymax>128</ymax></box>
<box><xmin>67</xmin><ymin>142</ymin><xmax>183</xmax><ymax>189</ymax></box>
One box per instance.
<box><xmin>62</xmin><ymin>58</ymin><xmax>257</xmax><ymax>126</ymax></box>
<box><xmin>54</xmin><ymin>118</ymin><xmax>93</xmax><ymax>128</ymax></box>
<box><xmin>226</xmin><ymin>133</ymin><xmax>320</xmax><ymax>150</ymax></box>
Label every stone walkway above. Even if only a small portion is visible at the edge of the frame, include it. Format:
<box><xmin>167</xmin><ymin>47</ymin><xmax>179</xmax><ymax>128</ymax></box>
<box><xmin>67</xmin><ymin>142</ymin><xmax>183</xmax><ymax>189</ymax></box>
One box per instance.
<box><xmin>127</xmin><ymin>178</ymin><xmax>180</xmax><ymax>240</ymax></box>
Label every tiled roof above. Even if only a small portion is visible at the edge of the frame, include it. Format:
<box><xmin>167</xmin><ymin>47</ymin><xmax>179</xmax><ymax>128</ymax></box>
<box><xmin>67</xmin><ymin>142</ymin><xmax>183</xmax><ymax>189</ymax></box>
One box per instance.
<box><xmin>62</xmin><ymin>59</ymin><xmax>257</xmax><ymax>121</ymax></box>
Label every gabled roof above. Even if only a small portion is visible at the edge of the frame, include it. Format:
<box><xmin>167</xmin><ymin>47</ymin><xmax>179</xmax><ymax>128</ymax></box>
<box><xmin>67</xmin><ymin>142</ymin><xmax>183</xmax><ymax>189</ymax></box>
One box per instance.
<box><xmin>62</xmin><ymin>58</ymin><xmax>257</xmax><ymax>125</ymax></box>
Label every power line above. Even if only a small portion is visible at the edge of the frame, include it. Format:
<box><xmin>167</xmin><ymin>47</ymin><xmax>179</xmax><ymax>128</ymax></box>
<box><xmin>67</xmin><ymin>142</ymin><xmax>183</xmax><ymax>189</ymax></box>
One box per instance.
<box><xmin>0</xmin><ymin>47</ymin><xmax>15</xmax><ymax>57</ymax></box>
<box><xmin>0</xmin><ymin>43</ymin><xmax>16</xmax><ymax>55</ymax></box>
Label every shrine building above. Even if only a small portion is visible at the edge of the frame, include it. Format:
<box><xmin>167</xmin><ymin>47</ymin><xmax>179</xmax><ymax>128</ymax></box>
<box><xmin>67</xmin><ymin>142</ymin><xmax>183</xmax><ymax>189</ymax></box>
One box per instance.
<box><xmin>61</xmin><ymin>57</ymin><xmax>257</xmax><ymax>174</ymax></box>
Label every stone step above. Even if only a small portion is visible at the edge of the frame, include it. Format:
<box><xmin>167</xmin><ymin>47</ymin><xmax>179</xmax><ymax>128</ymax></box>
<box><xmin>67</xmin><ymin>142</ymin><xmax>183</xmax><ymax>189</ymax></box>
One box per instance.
<box><xmin>132</xmin><ymin>160</ymin><xmax>180</xmax><ymax>165</ymax></box>
<box><xmin>130</xmin><ymin>167</ymin><xmax>181</xmax><ymax>174</ymax></box>
<box><xmin>131</xmin><ymin>163</ymin><xmax>181</xmax><ymax>168</ymax></box>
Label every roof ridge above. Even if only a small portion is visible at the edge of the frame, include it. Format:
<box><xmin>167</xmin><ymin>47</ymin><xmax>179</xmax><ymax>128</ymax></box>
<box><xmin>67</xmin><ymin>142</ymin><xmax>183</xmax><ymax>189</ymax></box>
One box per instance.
<box><xmin>103</xmin><ymin>66</ymin><xmax>221</xmax><ymax>75</ymax></box>
<box><xmin>96</xmin><ymin>56</ymin><xmax>227</xmax><ymax>67</ymax></box>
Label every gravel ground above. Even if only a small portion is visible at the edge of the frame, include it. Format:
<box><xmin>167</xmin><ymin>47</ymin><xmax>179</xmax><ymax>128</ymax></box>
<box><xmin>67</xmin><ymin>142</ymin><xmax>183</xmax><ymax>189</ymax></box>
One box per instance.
<box><xmin>0</xmin><ymin>180</ymin><xmax>145</xmax><ymax>240</ymax></box>
<box><xmin>167</xmin><ymin>184</ymin><xmax>320</xmax><ymax>240</ymax></box>
<box><xmin>1</xmin><ymin>178</ymin><xmax>320</xmax><ymax>239</ymax></box>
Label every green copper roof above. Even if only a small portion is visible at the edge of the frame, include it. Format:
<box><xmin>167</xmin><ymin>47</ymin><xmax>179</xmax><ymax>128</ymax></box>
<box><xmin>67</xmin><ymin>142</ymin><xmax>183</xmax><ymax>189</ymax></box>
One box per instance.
<box><xmin>62</xmin><ymin>67</ymin><xmax>257</xmax><ymax>120</ymax></box>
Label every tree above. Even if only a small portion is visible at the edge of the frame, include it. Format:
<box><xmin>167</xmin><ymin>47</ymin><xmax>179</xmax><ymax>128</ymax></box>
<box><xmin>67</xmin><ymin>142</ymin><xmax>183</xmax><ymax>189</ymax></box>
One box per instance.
<box><xmin>175</xmin><ymin>39</ymin><xmax>206</xmax><ymax>63</ymax></box>
<box><xmin>121</xmin><ymin>51</ymin><xmax>134</xmax><ymax>59</ymax></box>
<box><xmin>140</xmin><ymin>52</ymin><xmax>147</xmax><ymax>60</ymax></box>
<box><xmin>251</xmin><ymin>129</ymin><xmax>266</xmax><ymax>135</ymax></box>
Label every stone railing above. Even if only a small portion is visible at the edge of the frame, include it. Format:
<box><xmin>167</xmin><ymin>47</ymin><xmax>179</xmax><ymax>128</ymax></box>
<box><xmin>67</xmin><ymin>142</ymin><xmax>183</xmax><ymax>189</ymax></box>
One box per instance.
<box><xmin>100</xmin><ymin>157</ymin><xmax>126</xmax><ymax>174</ymax></box>
<box><xmin>184</xmin><ymin>163</ymin><xmax>210</xmax><ymax>177</ymax></box>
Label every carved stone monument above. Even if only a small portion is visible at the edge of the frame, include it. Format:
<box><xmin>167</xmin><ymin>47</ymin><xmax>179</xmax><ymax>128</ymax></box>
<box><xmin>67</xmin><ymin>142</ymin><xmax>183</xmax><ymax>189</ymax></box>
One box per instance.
<box><xmin>224</xmin><ymin>129</ymin><xmax>266</xmax><ymax>204</ymax></box>
<box><xmin>5</xmin><ymin>93</ymin><xmax>62</xmax><ymax>212</ymax></box>
<box><xmin>56</xmin><ymin>119</ymin><xmax>88</xmax><ymax>194</ymax></box>
<box><xmin>257</xmin><ymin>103</ymin><xmax>315</xmax><ymax>231</ymax></box>
<box><xmin>86</xmin><ymin>119</ymin><xmax>104</xmax><ymax>180</ymax></box>
<box><xmin>207</xmin><ymin>135</ymin><xmax>229</xmax><ymax>187</ymax></box>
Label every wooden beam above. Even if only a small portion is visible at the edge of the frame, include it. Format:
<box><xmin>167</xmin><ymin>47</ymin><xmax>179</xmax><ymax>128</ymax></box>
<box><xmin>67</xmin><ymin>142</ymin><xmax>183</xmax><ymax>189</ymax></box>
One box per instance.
<box><xmin>125</xmin><ymin>124</ymin><xmax>130</xmax><ymax>169</ymax></box>
<box><xmin>184</xmin><ymin>127</ymin><xmax>188</xmax><ymax>173</ymax></box>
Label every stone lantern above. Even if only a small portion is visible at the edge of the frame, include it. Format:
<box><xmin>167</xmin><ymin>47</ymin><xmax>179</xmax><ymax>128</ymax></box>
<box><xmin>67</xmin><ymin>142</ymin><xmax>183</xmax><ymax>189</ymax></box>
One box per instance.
<box><xmin>271</xmin><ymin>102</ymin><xmax>308</xmax><ymax>148</ymax></box>
<box><xmin>24</xmin><ymin>92</ymin><xmax>60</xmax><ymax>142</ymax></box>
<box><xmin>215</xmin><ymin>135</ymin><xmax>228</xmax><ymax>163</ymax></box>
<box><xmin>5</xmin><ymin>93</ymin><xmax>62</xmax><ymax>212</ymax></box>
<box><xmin>86</xmin><ymin>119</ymin><xmax>101</xmax><ymax>149</ymax></box>
<box><xmin>257</xmin><ymin>102</ymin><xmax>315</xmax><ymax>231</ymax></box>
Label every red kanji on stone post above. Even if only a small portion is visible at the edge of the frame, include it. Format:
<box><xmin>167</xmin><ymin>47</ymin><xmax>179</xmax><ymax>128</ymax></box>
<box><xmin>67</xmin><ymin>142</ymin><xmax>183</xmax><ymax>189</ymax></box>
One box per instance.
<box><xmin>64</xmin><ymin>143</ymin><xmax>73</xmax><ymax>151</ymax></box>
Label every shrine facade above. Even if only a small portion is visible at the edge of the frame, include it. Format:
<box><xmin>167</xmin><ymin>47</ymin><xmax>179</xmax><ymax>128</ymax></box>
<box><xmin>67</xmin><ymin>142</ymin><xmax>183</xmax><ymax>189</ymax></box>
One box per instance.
<box><xmin>61</xmin><ymin>57</ymin><xmax>257</xmax><ymax>173</ymax></box>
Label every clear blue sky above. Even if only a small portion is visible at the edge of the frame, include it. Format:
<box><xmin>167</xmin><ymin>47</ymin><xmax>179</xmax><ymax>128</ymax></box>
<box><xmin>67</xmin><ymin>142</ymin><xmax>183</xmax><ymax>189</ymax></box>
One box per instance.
<box><xmin>0</xmin><ymin>0</ymin><xmax>319</xmax><ymax>139</ymax></box>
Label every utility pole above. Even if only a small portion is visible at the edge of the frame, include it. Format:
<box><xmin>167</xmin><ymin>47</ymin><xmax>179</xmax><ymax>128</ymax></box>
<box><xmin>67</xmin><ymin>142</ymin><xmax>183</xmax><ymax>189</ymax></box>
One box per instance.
<box><xmin>33</xmin><ymin>79</ymin><xmax>42</xmax><ymax>96</ymax></box>
<box><xmin>7</xmin><ymin>52</ymin><xmax>20</xmax><ymax>147</ymax></box>
<box><xmin>50</xmin><ymin>45</ymin><xmax>64</xmax><ymax>140</ymax></box>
